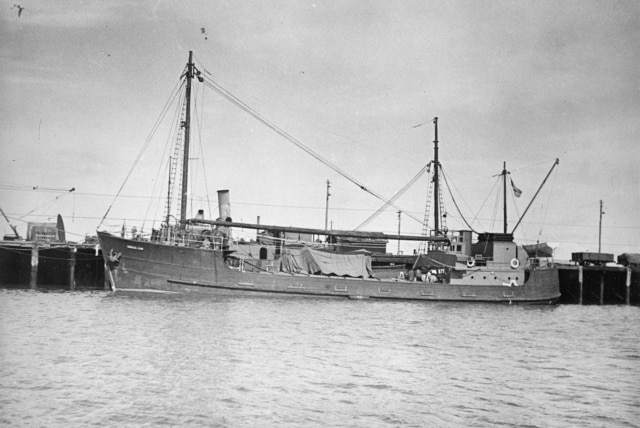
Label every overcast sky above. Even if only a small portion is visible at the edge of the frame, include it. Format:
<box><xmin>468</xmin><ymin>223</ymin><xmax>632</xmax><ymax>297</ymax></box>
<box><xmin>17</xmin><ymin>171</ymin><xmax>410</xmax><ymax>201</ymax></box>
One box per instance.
<box><xmin>1</xmin><ymin>0</ymin><xmax>638</xmax><ymax>260</ymax></box>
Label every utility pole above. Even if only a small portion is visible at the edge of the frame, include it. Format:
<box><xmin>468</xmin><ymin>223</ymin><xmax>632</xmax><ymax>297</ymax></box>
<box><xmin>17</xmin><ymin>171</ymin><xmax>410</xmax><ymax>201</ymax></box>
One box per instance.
<box><xmin>397</xmin><ymin>211</ymin><xmax>402</xmax><ymax>254</ymax></box>
<box><xmin>324</xmin><ymin>180</ymin><xmax>331</xmax><ymax>232</ymax></box>
<box><xmin>598</xmin><ymin>200</ymin><xmax>604</xmax><ymax>253</ymax></box>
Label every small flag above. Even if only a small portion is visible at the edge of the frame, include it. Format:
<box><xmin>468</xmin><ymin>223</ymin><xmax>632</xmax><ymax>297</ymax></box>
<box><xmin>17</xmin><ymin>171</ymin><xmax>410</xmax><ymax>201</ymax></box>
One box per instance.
<box><xmin>510</xmin><ymin>178</ymin><xmax>522</xmax><ymax>197</ymax></box>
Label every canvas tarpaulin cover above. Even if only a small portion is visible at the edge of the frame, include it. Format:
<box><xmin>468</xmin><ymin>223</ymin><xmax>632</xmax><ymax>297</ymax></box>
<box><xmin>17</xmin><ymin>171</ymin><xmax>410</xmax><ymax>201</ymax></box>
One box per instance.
<box><xmin>523</xmin><ymin>243</ymin><xmax>554</xmax><ymax>258</ymax></box>
<box><xmin>413</xmin><ymin>252</ymin><xmax>457</xmax><ymax>270</ymax></box>
<box><xmin>617</xmin><ymin>253</ymin><xmax>640</xmax><ymax>266</ymax></box>
<box><xmin>280</xmin><ymin>246</ymin><xmax>373</xmax><ymax>278</ymax></box>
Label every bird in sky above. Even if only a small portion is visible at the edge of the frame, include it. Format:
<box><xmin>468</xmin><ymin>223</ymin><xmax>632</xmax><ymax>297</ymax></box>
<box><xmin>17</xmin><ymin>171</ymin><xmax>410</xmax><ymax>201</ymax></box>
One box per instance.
<box><xmin>12</xmin><ymin>4</ymin><xmax>24</xmax><ymax>17</ymax></box>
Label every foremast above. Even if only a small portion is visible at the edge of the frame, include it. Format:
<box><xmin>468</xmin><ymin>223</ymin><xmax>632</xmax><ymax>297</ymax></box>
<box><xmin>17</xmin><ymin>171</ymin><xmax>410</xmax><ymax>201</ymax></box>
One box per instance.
<box><xmin>180</xmin><ymin>51</ymin><xmax>194</xmax><ymax>224</ymax></box>
<box><xmin>164</xmin><ymin>51</ymin><xmax>196</xmax><ymax>231</ymax></box>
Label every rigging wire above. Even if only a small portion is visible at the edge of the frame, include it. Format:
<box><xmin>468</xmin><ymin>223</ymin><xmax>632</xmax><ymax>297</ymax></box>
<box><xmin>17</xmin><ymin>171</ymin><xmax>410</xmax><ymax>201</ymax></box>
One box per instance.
<box><xmin>490</xmin><ymin>174</ymin><xmax>501</xmax><ymax>232</ymax></box>
<box><xmin>440</xmin><ymin>167</ymin><xmax>479</xmax><ymax>234</ymax></box>
<box><xmin>194</xmin><ymin>78</ymin><xmax>214</xmax><ymax>221</ymax></box>
<box><xmin>143</xmin><ymin>83</ymin><xmax>186</xmax><ymax>232</ymax></box>
<box><xmin>188</xmin><ymin>85</ymin><xmax>200</xmax><ymax>220</ymax></box>
<box><xmin>194</xmin><ymin>59</ymin><xmax>422</xmax><ymax>150</ymax></box>
<box><xmin>508</xmin><ymin>157</ymin><xmax>560</xmax><ymax>173</ymax></box>
<box><xmin>473</xmin><ymin>177</ymin><xmax>500</xmax><ymax>232</ymax></box>
<box><xmin>18</xmin><ymin>188</ymin><xmax>76</xmax><ymax>221</ymax></box>
<box><xmin>538</xmin><ymin>167</ymin><xmax>558</xmax><ymax>236</ymax></box>
<box><xmin>97</xmin><ymin>78</ymin><xmax>185</xmax><ymax>229</ymax></box>
<box><xmin>354</xmin><ymin>162</ymin><xmax>431</xmax><ymax>230</ymax></box>
<box><xmin>509</xmin><ymin>179</ymin><xmax>522</xmax><ymax>232</ymax></box>
<box><xmin>519</xmin><ymin>166</ymin><xmax>559</xmax><ymax>244</ymax></box>
<box><xmin>199</xmin><ymin>75</ymin><xmax>424</xmax><ymax>225</ymax></box>
<box><xmin>440</xmin><ymin>166</ymin><xmax>484</xmax><ymax>231</ymax></box>
<box><xmin>0</xmin><ymin>184</ymin><xmax>75</xmax><ymax>193</ymax></box>
<box><xmin>190</xmin><ymin>80</ymin><xmax>213</xmax><ymax>221</ymax></box>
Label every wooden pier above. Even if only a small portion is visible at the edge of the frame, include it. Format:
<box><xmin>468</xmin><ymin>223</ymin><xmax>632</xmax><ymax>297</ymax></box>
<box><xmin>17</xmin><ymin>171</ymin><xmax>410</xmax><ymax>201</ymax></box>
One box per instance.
<box><xmin>0</xmin><ymin>241</ymin><xmax>107</xmax><ymax>290</ymax></box>
<box><xmin>557</xmin><ymin>264</ymin><xmax>639</xmax><ymax>305</ymax></box>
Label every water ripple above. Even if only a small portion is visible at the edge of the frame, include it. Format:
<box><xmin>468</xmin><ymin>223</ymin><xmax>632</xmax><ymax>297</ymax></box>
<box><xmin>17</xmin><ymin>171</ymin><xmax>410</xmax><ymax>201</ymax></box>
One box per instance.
<box><xmin>1</xmin><ymin>289</ymin><xmax>639</xmax><ymax>426</ymax></box>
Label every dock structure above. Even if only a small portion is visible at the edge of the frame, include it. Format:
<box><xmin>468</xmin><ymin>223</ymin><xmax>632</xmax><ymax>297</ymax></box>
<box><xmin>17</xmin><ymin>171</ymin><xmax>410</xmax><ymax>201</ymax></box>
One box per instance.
<box><xmin>0</xmin><ymin>241</ymin><xmax>106</xmax><ymax>290</ymax></box>
<box><xmin>557</xmin><ymin>264</ymin><xmax>639</xmax><ymax>305</ymax></box>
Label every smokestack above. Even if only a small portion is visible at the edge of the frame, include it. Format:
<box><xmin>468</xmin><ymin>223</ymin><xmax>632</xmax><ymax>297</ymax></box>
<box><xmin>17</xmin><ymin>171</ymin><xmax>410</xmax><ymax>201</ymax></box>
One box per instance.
<box><xmin>216</xmin><ymin>190</ymin><xmax>232</xmax><ymax>247</ymax></box>
<box><xmin>195</xmin><ymin>209</ymin><xmax>204</xmax><ymax>220</ymax></box>
<box><xmin>217</xmin><ymin>190</ymin><xmax>231</xmax><ymax>221</ymax></box>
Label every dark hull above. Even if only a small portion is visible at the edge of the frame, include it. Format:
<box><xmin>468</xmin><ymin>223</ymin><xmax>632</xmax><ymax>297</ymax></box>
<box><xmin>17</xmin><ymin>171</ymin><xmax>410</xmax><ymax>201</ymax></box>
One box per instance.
<box><xmin>98</xmin><ymin>232</ymin><xmax>560</xmax><ymax>304</ymax></box>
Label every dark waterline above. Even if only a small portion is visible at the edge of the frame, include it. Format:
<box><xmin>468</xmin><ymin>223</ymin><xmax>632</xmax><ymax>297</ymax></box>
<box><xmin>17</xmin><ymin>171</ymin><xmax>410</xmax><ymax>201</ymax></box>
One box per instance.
<box><xmin>1</xmin><ymin>288</ymin><xmax>639</xmax><ymax>427</ymax></box>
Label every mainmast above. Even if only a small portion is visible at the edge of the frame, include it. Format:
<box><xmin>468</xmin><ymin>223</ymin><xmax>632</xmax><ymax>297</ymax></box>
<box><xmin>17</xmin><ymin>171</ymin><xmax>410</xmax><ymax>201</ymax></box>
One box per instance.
<box><xmin>433</xmin><ymin>117</ymin><xmax>440</xmax><ymax>235</ymax></box>
<box><xmin>180</xmin><ymin>51</ymin><xmax>194</xmax><ymax>223</ymax></box>
<box><xmin>502</xmin><ymin>161</ymin><xmax>508</xmax><ymax>233</ymax></box>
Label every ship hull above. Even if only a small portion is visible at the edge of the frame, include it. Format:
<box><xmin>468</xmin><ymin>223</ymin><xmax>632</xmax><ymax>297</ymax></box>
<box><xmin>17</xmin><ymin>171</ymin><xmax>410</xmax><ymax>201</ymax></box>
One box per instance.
<box><xmin>98</xmin><ymin>232</ymin><xmax>560</xmax><ymax>304</ymax></box>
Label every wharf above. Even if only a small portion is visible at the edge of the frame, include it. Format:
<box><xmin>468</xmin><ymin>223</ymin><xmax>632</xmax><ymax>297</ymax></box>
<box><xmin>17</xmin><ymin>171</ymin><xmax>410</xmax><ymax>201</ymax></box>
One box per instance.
<box><xmin>557</xmin><ymin>264</ymin><xmax>639</xmax><ymax>305</ymax></box>
<box><xmin>0</xmin><ymin>240</ymin><xmax>107</xmax><ymax>290</ymax></box>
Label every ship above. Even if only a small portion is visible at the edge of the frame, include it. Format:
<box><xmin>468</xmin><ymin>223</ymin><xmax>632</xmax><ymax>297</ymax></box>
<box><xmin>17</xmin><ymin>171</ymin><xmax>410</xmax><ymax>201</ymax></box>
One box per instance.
<box><xmin>97</xmin><ymin>51</ymin><xmax>560</xmax><ymax>304</ymax></box>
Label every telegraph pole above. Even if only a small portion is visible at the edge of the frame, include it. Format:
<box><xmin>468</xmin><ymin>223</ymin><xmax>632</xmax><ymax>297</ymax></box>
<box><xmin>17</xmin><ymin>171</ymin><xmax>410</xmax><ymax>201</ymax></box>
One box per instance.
<box><xmin>324</xmin><ymin>180</ymin><xmax>331</xmax><ymax>232</ymax></box>
<box><xmin>397</xmin><ymin>211</ymin><xmax>402</xmax><ymax>254</ymax></box>
<box><xmin>598</xmin><ymin>200</ymin><xmax>604</xmax><ymax>253</ymax></box>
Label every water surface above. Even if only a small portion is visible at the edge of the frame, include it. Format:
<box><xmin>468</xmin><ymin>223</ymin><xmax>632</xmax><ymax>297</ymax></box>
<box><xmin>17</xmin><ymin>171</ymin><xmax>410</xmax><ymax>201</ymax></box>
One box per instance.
<box><xmin>1</xmin><ymin>289</ymin><xmax>639</xmax><ymax>427</ymax></box>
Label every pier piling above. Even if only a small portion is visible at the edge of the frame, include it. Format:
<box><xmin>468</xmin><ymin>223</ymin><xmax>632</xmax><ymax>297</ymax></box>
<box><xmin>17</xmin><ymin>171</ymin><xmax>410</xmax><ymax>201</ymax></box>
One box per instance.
<box><xmin>578</xmin><ymin>265</ymin><xmax>583</xmax><ymax>305</ymax></box>
<box><xmin>558</xmin><ymin>264</ymin><xmax>639</xmax><ymax>305</ymax></box>
<box><xmin>104</xmin><ymin>262</ymin><xmax>111</xmax><ymax>291</ymax></box>
<box><xmin>29</xmin><ymin>244</ymin><xmax>38</xmax><ymax>289</ymax></box>
<box><xmin>626</xmin><ymin>267</ymin><xmax>632</xmax><ymax>306</ymax></box>
<box><xmin>1</xmin><ymin>241</ymin><xmax>105</xmax><ymax>289</ymax></box>
<box><xmin>69</xmin><ymin>247</ymin><xmax>77</xmax><ymax>290</ymax></box>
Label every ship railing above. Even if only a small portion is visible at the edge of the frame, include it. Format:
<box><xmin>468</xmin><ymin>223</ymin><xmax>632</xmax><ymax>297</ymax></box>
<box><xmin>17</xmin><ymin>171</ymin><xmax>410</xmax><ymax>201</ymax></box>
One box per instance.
<box><xmin>185</xmin><ymin>234</ymin><xmax>224</xmax><ymax>249</ymax></box>
<box><xmin>473</xmin><ymin>255</ymin><xmax>490</xmax><ymax>267</ymax></box>
<box><xmin>152</xmin><ymin>230</ymin><xmax>226</xmax><ymax>249</ymax></box>
<box><xmin>528</xmin><ymin>257</ymin><xmax>553</xmax><ymax>269</ymax></box>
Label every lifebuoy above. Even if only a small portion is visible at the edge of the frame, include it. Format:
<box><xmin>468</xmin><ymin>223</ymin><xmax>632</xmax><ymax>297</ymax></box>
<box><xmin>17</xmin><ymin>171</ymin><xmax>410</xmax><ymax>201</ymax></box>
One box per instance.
<box><xmin>510</xmin><ymin>258</ymin><xmax>520</xmax><ymax>269</ymax></box>
<box><xmin>466</xmin><ymin>258</ymin><xmax>475</xmax><ymax>268</ymax></box>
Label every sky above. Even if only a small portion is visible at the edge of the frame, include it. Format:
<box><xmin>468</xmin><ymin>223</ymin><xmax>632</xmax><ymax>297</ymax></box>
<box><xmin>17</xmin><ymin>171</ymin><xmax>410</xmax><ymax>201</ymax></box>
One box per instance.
<box><xmin>1</xmin><ymin>0</ymin><xmax>639</xmax><ymax>260</ymax></box>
